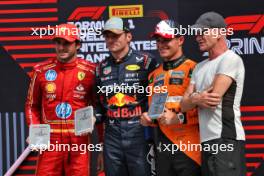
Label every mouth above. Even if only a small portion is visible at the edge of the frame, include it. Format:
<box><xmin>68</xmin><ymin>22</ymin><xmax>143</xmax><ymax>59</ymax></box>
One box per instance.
<box><xmin>58</xmin><ymin>53</ymin><xmax>69</xmax><ymax>59</ymax></box>
<box><xmin>58</xmin><ymin>51</ymin><xmax>68</xmax><ymax>55</ymax></box>
<box><xmin>198</xmin><ymin>42</ymin><xmax>204</xmax><ymax>46</ymax></box>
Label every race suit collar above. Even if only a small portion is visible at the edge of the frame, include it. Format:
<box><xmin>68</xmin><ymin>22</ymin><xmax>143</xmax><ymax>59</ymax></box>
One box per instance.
<box><xmin>163</xmin><ymin>55</ymin><xmax>186</xmax><ymax>70</ymax></box>
<box><xmin>110</xmin><ymin>48</ymin><xmax>133</xmax><ymax>64</ymax></box>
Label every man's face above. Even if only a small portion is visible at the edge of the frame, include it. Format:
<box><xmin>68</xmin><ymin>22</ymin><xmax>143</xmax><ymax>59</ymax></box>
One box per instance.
<box><xmin>54</xmin><ymin>38</ymin><xmax>80</xmax><ymax>63</ymax></box>
<box><xmin>104</xmin><ymin>31</ymin><xmax>132</xmax><ymax>54</ymax></box>
<box><xmin>156</xmin><ymin>36</ymin><xmax>183</xmax><ymax>61</ymax></box>
<box><xmin>195</xmin><ymin>28</ymin><xmax>219</xmax><ymax>52</ymax></box>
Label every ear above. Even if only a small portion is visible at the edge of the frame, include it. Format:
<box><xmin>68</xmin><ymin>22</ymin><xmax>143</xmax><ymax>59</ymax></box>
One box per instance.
<box><xmin>76</xmin><ymin>41</ymin><xmax>81</xmax><ymax>50</ymax></box>
<box><xmin>178</xmin><ymin>36</ymin><xmax>184</xmax><ymax>46</ymax></box>
<box><xmin>126</xmin><ymin>32</ymin><xmax>132</xmax><ymax>42</ymax></box>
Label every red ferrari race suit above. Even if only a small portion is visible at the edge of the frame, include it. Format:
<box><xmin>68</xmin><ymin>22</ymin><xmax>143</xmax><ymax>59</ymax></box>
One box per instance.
<box><xmin>25</xmin><ymin>58</ymin><xmax>98</xmax><ymax>176</ymax></box>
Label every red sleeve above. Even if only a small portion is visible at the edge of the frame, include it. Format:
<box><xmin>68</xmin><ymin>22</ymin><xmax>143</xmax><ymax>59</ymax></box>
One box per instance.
<box><xmin>87</xmin><ymin>62</ymin><xmax>104</xmax><ymax>143</ymax></box>
<box><xmin>93</xmin><ymin>63</ymin><xmax>104</xmax><ymax>143</ymax></box>
<box><xmin>25</xmin><ymin>69</ymin><xmax>41</xmax><ymax>126</ymax></box>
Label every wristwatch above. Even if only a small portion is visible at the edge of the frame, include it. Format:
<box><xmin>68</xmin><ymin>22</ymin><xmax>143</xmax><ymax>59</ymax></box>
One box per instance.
<box><xmin>189</xmin><ymin>91</ymin><xmax>200</xmax><ymax>98</ymax></box>
<box><xmin>177</xmin><ymin>113</ymin><xmax>185</xmax><ymax>124</ymax></box>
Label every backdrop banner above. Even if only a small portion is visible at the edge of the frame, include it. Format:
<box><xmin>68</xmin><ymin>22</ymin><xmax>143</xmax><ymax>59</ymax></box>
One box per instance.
<box><xmin>0</xmin><ymin>0</ymin><xmax>263</xmax><ymax>175</ymax></box>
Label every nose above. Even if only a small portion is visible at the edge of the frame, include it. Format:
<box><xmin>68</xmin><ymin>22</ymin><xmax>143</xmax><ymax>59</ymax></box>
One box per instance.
<box><xmin>105</xmin><ymin>36</ymin><xmax>115</xmax><ymax>43</ymax></box>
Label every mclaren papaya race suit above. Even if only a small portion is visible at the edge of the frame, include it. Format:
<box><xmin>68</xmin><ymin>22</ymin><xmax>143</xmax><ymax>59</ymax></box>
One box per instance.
<box><xmin>25</xmin><ymin>58</ymin><xmax>98</xmax><ymax>176</ymax></box>
<box><xmin>148</xmin><ymin>55</ymin><xmax>201</xmax><ymax>176</ymax></box>
<box><xmin>95</xmin><ymin>48</ymin><xmax>158</xmax><ymax>176</ymax></box>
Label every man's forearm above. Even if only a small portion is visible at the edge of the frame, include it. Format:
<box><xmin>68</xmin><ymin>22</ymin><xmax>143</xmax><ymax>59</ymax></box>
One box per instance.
<box><xmin>180</xmin><ymin>96</ymin><xmax>196</xmax><ymax>112</ymax></box>
<box><xmin>181</xmin><ymin>84</ymin><xmax>197</xmax><ymax>112</ymax></box>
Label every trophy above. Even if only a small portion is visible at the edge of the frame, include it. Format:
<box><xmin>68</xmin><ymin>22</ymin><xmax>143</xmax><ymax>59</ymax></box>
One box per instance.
<box><xmin>75</xmin><ymin>106</ymin><xmax>94</xmax><ymax>135</ymax></box>
<box><xmin>148</xmin><ymin>92</ymin><xmax>168</xmax><ymax>119</ymax></box>
<box><xmin>29</xmin><ymin>124</ymin><xmax>50</xmax><ymax>150</ymax></box>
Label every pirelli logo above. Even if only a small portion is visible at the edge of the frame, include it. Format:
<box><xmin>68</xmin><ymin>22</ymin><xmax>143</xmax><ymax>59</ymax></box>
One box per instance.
<box><xmin>109</xmin><ymin>5</ymin><xmax>143</xmax><ymax>18</ymax></box>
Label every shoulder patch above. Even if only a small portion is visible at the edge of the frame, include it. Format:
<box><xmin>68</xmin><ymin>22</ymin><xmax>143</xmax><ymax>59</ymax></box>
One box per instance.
<box><xmin>149</xmin><ymin>74</ymin><xmax>154</xmax><ymax>84</ymax></box>
<box><xmin>35</xmin><ymin>59</ymin><xmax>56</xmax><ymax>72</ymax></box>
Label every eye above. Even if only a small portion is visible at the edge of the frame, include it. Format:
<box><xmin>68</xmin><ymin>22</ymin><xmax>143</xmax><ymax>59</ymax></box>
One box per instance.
<box><xmin>156</xmin><ymin>38</ymin><xmax>162</xmax><ymax>43</ymax></box>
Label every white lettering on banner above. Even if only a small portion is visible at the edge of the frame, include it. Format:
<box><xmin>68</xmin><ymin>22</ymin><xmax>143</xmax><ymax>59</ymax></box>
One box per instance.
<box><xmin>80</xmin><ymin>41</ymin><xmax>157</xmax><ymax>53</ymax></box>
<box><xmin>227</xmin><ymin>37</ymin><xmax>264</xmax><ymax>55</ymax></box>
<box><xmin>78</xmin><ymin>40</ymin><xmax>157</xmax><ymax>63</ymax></box>
<box><xmin>130</xmin><ymin>40</ymin><xmax>157</xmax><ymax>51</ymax></box>
<box><xmin>68</xmin><ymin>21</ymin><xmax>104</xmax><ymax>42</ymax></box>
<box><xmin>78</xmin><ymin>53</ymin><xmax>109</xmax><ymax>63</ymax></box>
<box><xmin>84</xmin><ymin>34</ymin><xmax>105</xmax><ymax>42</ymax></box>
<box><xmin>80</xmin><ymin>42</ymin><xmax>108</xmax><ymax>52</ymax></box>
<box><xmin>71</xmin><ymin>19</ymin><xmax>158</xmax><ymax>63</ymax></box>
<box><xmin>67</xmin><ymin>21</ymin><xmax>103</xmax><ymax>39</ymax></box>
<box><xmin>128</xmin><ymin>19</ymin><xmax>135</xmax><ymax>29</ymax></box>
<box><xmin>69</xmin><ymin>21</ymin><xmax>105</xmax><ymax>33</ymax></box>
<box><xmin>203</xmin><ymin>37</ymin><xmax>264</xmax><ymax>56</ymax></box>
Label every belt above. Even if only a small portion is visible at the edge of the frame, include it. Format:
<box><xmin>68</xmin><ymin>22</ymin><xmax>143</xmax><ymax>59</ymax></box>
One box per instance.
<box><xmin>107</xmin><ymin>117</ymin><xmax>140</xmax><ymax>124</ymax></box>
<box><xmin>51</xmin><ymin>129</ymin><xmax>75</xmax><ymax>133</ymax></box>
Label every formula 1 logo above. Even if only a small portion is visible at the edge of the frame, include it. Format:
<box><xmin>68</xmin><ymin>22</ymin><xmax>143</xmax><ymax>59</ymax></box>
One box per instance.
<box><xmin>68</xmin><ymin>6</ymin><xmax>107</xmax><ymax>21</ymax></box>
<box><xmin>225</xmin><ymin>14</ymin><xmax>264</xmax><ymax>34</ymax></box>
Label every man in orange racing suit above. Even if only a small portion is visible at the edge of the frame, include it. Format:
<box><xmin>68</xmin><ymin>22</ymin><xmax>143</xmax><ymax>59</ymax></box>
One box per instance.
<box><xmin>140</xmin><ymin>20</ymin><xmax>201</xmax><ymax>176</ymax></box>
<box><xmin>25</xmin><ymin>23</ymin><xmax>100</xmax><ymax>175</ymax></box>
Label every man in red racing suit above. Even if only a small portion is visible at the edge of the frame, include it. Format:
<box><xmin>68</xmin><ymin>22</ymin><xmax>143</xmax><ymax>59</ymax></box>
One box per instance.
<box><xmin>25</xmin><ymin>23</ymin><xmax>100</xmax><ymax>175</ymax></box>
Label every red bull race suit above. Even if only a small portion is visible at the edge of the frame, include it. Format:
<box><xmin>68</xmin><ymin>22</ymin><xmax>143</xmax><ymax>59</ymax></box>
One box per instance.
<box><xmin>95</xmin><ymin>49</ymin><xmax>158</xmax><ymax>176</ymax></box>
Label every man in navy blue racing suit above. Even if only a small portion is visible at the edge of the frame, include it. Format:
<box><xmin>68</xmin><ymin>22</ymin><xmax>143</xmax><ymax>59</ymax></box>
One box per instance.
<box><xmin>94</xmin><ymin>17</ymin><xmax>159</xmax><ymax>176</ymax></box>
